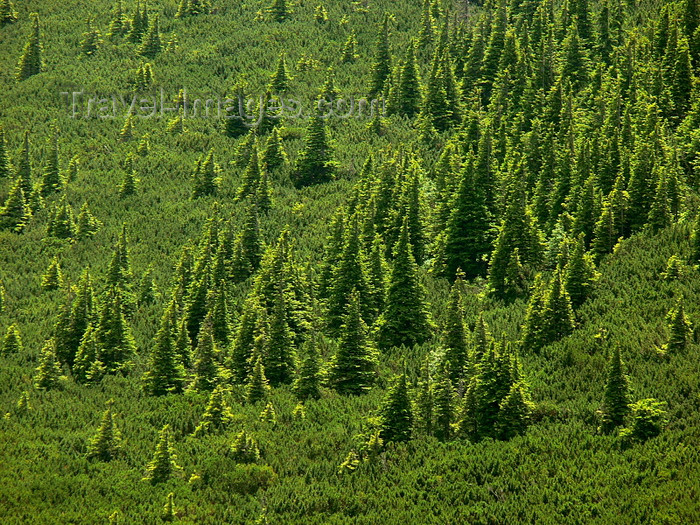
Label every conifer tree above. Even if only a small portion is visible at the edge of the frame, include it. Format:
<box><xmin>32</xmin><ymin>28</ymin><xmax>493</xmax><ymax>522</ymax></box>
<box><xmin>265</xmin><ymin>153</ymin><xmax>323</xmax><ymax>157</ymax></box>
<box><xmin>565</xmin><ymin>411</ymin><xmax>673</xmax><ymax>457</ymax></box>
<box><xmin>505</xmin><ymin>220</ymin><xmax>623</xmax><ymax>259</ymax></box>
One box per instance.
<box><xmin>488</xmin><ymin>180</ymin><xmax>545</xmax><ymax>299</ymax></box>
<box><xmin>326</xmin><ymin>215</ymin><xmax>371</xmax><ymax>333</ymax></box>
<box><xmin>377</xmin><ymin>218</ymin><xmax>433</xmax><ymax>350</ymax></box>
<box><xmin>433</xmin><ymin>362</ymin><xmax>454</xmax><ymax>441</ymax></box>
<box><xmin>127</xmin><ymin>1</ymin><xmax>144</xmax><ymax>43</ymax></box>
<box><xmin>442</xmin><ymin>159</ymin><xmax>492</xmax><ymax>280</ymax></box>
<box><xmin>520</xmin><ymin>274</ymin><xmax>547</xmax><ymax>352</ymax></box>
<box><xmin>539</xmin><ymin>269</ymin><xmax>576</xmax><ymax>345</ymax></box>
<box><xmin>259</xmin><ymin>401</ymin><xmax>277</xmax><ymax>424</ymax></box>
<box><xmin>236</xmin><ymin>143</ymin><xmax>262</xmax><ymax>201</ymax></box>
<box><xmin>228</xmin><ymin>298</ymin><xmax>261</xmax><ymax>383</ymax></box>
<box><xmin>162</xmin><ymin>493</ymin><xmax>175</xmax><ymax>522</ymax></box>
<box><xmin>192</xmin><ymin>149</ymin><xmax>219</xmax><ymax>198</ymax></box>
<box><xmin>72</xmin><ymin>325</ymin><xmax>100</xmax><ymax>384</ymax></box>
<box><xmin>268</xmin><ymin>0</ymin><xmax>290</xmax><ymax>22</ymax></box>
<box><xmin>393</xmin><ymin>41</ymin><xmax>421</xmax><ymax>119</ymax></box>
<box><xmin>107</xmin><ymin>0</ymin><xmax>128</xmax><ymax>38</ymax></box>
<box><xmin>265</xmin><ymin>284</ymin><xmax>295</xmax><ymax>386</ymax></box>
<box><xmin>369</xmin><ymin>14</ymin><xmax>391</xmax><ymax>97</ymax></box>
<box><xmin>118</xmin><ymin>165</ymin><xmax>138</xmax><ymax>198</ymax></box>
<box><xmin>246</xmin><ymin>356</ymin><xmax>270</xmax><ymax>404</ymax></box>
<box><xmin>230</xmin><ymin>430</ymin><xmax>260</xmax><ymax>463</ymax></box>
<box><xmin>666</xmin><ymin>299</ymin><xmax>690</xmax><ymax>353</ymax></box>
<box><xmin>55</xmin><ymin>268</ymin><xmax>95</xmax><ymax>367</ymax></box>
<box><xmin>600</xmin><ymin>345</ymin><xmax>630</xmax><ymax>433</ymax></box>
<box><xmin>143</xmin><ymin>301</ymin><xmax>186</xmax><ymax>395</ymax></box>
<box><xmin>107</xmin><ymin>225</ymin><xmax>133</xmax><ymax>290</ymax></box>
<box><xmin>0</xmin><ymin>179</ymin><xmax>31</xmax><ymax>232</ymax></box>
<box><xmin>231</xmin><ymin>205</ymin><xmax>263</xmax><ymax>282</ymax></box>
<box><xmin>496</xmin><ymin>381</ymin><xmax>533</xmax><ymax>440</ymax></box>
<box><xmin>16</xmin><ymin>13</ymin><xmax>43</xmax><ymax>81</ymax></box>
<box><xmin>327</xmin><ymin>291</ymin><xmax>378</xmax><ymax>395</ymax></box>
<box><xmin>418</xmin><ymin>0</ymin><xmax>434</xmax><ymax>47</ymax></box>
<box><xmin>75</xmin><ymin>202</ymin><xmax>102</xmax><ymax>239</ymax></box>
<box><xmin>261</xmin><ymin>127</ymin><xmax>287</xmax><ymax>171</ymax></box>
<box><xmin>94</xmin><ymin>287</ymin><xmax>136</xmax><ymax>374</ymax></box>
<box><xmin>137</xmin><ymin>266</ymin><xmax>156</xmax><ymax>305</ymax></box>
<box><xmin>564</xmin><ymin>233</ymin><xmax>598</xmax><ymax>308</ymax></box>
<box><xmin>190</xmin><ymin>320</ymin><xmax>220</xmax><ymax>392</ymax></box>
<box><xmin>118</xmin><ymin>113</ymin><xmax>134</xmax><ymax>142</ymax></box>
<box><xmin>15</xmin><ymin>130</ymin><xmax>32</xmax><ymax>199</ymax></box>
<box><xmin>1</xmin><ymin>324</ymin><xmax>22</xmax><ymax>355</ymax></box>
<box><xmin>269</xmin><ymin>55</ymin><xmax>292</xmax><ymax>93</ymax></box>
<box><xmin>144</xmin><ymin>425</ymin><xmax>181</xmax><ymax>484</ymax></box>
<box><xmin>34</xmin><ymin>339</ymin><xmax>62</xmax><ymax>390</ymax></box>
<box><xmin>291</xmin><ymin>115</ymin><xmax>336</xmax><ymax>188</ymax></box>
<box><xmin>293</xmin><ymin>339</ymin><xmax>321</xmax><ymax>401</ymax></box>
<box><xmin>86</xmin><ymin>400</ymin><xmax>122</xmax><ymax>461</ymax></box>
<box><xmin>414</xmin><ymin>356</ymin><xmax>433</xmax><ymax>435</ymax></box>
<box><xmin>139</xmin><ymin>15</ymin><xmax>161</xmax><ymax>58</ymax></box>
<box><xmin>46</xmin><ymin>197</ymin><xmax>76</xmax><ymax>240</ymax></box>
<box><xmin>0</xmin><ymin>126</ymin><xmax>12</xmax><ymax>180</ymax></box>
<box><xmin>341</xmin><ymin>32</ymin><xmax>358</xmax><ymax>63</ymax></box>
<box><xmin>0</xmin><ymin>0</ymin><xmax>18</xmax><ymax>25</ymax></box>
<box><xmin>444</xmin><ymin>277</ymin><xmax>469</xmax><ymax>385</ymax></box>
<box><xmin>378</xmin><ymin>371</ymin><xmax>413</xmax><ymax>443</ymax></box>
<box><xmin>193</xmin><ymin>386</ymin><xmax>233</xmax><ymax>436</ymax></box>
<box><xmin>40</xmin><ymin>130</ymin><xmax>62</xmax><ymax>197</ymax></box>
<box><xmin>41</xmin><ymin>257</ymin><xmax>64</xmax><ymax>291</ymax></box>
<box><xmin>647</xmin><ymin>170</ymin><xmax>670</xmax><ymax>232</ymax></box>
<box><xmin>690</xmin><ymin>212</ymin><xmax>700</xmax><ymax>264</ymax></box>
<box><xmin>366</xmin><ymin>233</ymin><xmax>386</xmax><ymax>322</ymax></box>
<box><xmin>80</xmin><ymin>18</ymin><xmax>102</xmax><ymax>56</ymax></box>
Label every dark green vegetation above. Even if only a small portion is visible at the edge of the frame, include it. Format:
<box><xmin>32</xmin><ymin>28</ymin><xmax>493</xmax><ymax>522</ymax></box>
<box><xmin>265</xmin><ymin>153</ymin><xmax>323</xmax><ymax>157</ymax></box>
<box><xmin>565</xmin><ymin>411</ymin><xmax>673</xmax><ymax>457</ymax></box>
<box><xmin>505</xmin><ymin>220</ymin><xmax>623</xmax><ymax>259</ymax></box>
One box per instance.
<box><xmin>1</xmin><ymin>0</ymin><xmax>700</xmax><ymax>522</ymax></box>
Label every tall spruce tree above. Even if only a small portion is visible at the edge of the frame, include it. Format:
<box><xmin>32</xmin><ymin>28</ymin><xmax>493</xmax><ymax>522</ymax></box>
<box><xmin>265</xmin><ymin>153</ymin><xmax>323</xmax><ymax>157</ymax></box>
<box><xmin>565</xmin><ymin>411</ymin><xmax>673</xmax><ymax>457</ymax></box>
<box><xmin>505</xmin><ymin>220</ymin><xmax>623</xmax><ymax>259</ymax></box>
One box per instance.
<box><xmin>193</xmin><ymin>386</ymin><xmax>233</xmax><ymax>436</ymax></box>
<box><xmin>291</xmin><ymin>115</ymin><xmax>336</xmax><ymax>188</ymax></box>
<box><xmin>376</xmin><ymin>218</ymin><xmax>433</xmax><ymax>350</ymax></box>
<box><xmin>444</xmin><ymin>277</ymin><xmax>469</xmax><ymax>385</ymax></box>
<box><xmin>378</xmin><ymin>371</ymin><xmax>413</xmax><ymax>443</ymax></box>
<box><xmin>327</xmin><ymin>291</ymin><xmax>378</xmax><ymax>395</ymax></box>
<box><xmin>1</xmin><ymin>324</ymin><xmax>23</xmax><ymax>356</ymax></box>
<box><xmin>293</xmin><ymin>339</ymin><xmax>321</xmax><ymax>401</ymax></box>
<box><xmin>16</xmin><ymin>13</ymin><xmax>43</xmax><ymax>81</ymax></box>
<box><xmin>34</xmin><ymin>339</ymin><xmax>62</xmax><ymax>390</ymax></box>
<box><xmin>94</xmin><ymin>287</ymin><xmax>136</xmax><ymax>374</ymax></box>
<box><xmin>666</xmin><ymin>299</ymin><xmax>690</xmax><ymax>352</ymax></box>
<box><xmin>190</xmin><ymin>320</ymin><xmax>220</xmax><ymax>392</ymax></box>
<box><xmin>0</xmin><ymin>179</ymin><xmax>31</xmax><ymax>232</ymax></box>
<box><xmin>86</xmin><ymin>400</ymin><xmax>122</xmax><ymax>461</ymax></box>
<box><xmin>369</xmin><ymin>14</ymin><xmax>392</xmax><ymax>97</ymax></box>
<box><xmin>600</xmin><ymin>344</ymin><xmax>630</xmax><ymax>433</ymax></box>
<box><xmin>143</xmin><ymin>300</ymin><xmax>186</xmax><ymax>395</ymax></box>
<box><xmin>39</xmin><ymin>130</ymin><xmax>62</xmax><ymax>197</ymax></box>
<box><xmin>144</xmin><ymin>425</ymin><xmax>181</xmax><ymax>484</ymax></box>
<box><xmin>442</xmin><ymin>158</ymin><xmax>492</xmax><ymax>280</ymax></box>
<box><xmin>433</xmin><ymin>362</ymin><xmax>454</xmax><ymax>441</ymax></box>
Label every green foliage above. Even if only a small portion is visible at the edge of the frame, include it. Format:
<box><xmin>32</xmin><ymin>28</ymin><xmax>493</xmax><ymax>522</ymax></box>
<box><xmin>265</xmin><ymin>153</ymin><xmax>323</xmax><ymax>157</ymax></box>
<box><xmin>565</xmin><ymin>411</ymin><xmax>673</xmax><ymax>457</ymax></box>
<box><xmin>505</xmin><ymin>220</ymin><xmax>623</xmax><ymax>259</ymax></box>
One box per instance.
<box><xmin>376</xmin><ymin>218</ymin><xmax>433</xmax><ymax>350</ymax></box>
<box><xmin>80</xmin><ymin>18</ymin><xmax>102</xmax><ymax>56</ymax></box>
<box><xmin>193</xmin><ymin>386</ymin><xmax>233</xmax><ymax>436</ymax></box>
<box><xmin>327</xmin><ymin>291</ymin><xmax>378</xmax><ymax>395</ymax></box>
<box><xmin>86</xmin><ymin>400</ymin><xmax>122</xmax><ymax>461</ymax></box>
<box><xmin>16</xmin><ymin>13</ymin><xmax>43</xmax><ymax>81</ymax></box>
<box><xmin>291</xmin><ymin>115</ymin><xmax>336</xmax><ymax>188</ymax></box>
<box><xmin>144</xmin><ymin>425</ymin><xmax>181</xmax><ymax>484</ymax></box>
<box><xmin>600</xmin><ymin>345</ymin><xmax>631</xmax><ymax>433</ymax></box>
<box><xmin>623</xmin><ymin>398</ymin><xmax>667</xmax><ymax>442</ymax></box>
<box><xmin>34</xmin><ymin>339</ymin><xmax>63</xmax><ymax>390</ymax></box>
<box><xmin>378</xmin><ymin>371</ymin><xmax>412</xmax><ymax>443</ymax></box>
<box><xmin>1</xmin><ymin>324</ymin><xmax>23</xmax><ymax>356</ymax></box>
<box><xmin>0</xmin><ymin>0</ymin><xmax>18</xmax><ymax>25</ymax></box>
<box><xmin>41</xmin><ymin>257</ymin><xmax>64</xmax><ymax>291</ymax></box>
